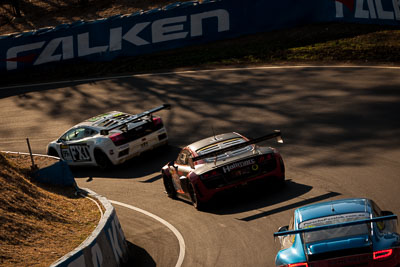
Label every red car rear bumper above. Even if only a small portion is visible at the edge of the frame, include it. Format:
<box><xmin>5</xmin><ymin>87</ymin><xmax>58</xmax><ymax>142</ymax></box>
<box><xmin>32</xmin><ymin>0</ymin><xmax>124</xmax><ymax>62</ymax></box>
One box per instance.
<box><xmin>193</xmin><ymin>156</ymin><xmax>284</xmax><ymax>203</ymax></box>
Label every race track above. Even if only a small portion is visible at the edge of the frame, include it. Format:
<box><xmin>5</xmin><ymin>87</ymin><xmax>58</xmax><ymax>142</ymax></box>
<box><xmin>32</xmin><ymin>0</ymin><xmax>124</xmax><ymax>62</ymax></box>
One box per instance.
<box><xmin>1</xmin><ymin>65</ymin><xmax>400</xmax><ymax>266</ymax></box>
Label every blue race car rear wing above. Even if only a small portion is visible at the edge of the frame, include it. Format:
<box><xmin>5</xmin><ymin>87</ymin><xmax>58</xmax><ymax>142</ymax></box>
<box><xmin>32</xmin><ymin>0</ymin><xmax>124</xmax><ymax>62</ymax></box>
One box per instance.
<box><xmin>100</xmin><ymin>104</ymin><xmax>171</xmax><ymax>135</ymax></box>
<box><xmin>273</xmin><ymin>214</ymin><xmax>398</xmax><ymax>237</ymax></box>
<box><xmin>190</xmin><ymin>130</ymin><xmax>283</xmax><ymax>164</ymax></box>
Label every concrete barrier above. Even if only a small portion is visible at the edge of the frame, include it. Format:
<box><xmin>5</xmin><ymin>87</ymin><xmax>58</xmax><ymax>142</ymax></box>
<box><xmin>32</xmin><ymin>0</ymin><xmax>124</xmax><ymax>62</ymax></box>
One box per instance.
<box><xmin>50</xmin><ymin>188</ymin><xmax>129</xmax><ymax>267</ymax></box>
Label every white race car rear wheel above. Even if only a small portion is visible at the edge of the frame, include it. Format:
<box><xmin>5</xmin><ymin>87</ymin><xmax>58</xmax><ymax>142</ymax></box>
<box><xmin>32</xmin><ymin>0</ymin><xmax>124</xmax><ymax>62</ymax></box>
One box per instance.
<box><xmin>94</xmin><ymin>149</ymin><xmax>113</xmax><ymax>169</ymax></box>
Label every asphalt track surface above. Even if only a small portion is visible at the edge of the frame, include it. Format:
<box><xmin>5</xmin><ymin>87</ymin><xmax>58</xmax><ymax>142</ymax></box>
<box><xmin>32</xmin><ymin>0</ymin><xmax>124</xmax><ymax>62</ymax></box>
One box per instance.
<box><xmin>1</xmin><ymin>65</ymin><xmax>400</xmax><ymax>267</ymax></box>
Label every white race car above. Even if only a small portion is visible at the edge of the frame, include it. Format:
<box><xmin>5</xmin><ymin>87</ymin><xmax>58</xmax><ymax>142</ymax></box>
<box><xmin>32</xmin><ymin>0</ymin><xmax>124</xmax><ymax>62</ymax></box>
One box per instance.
<box><xmin>47</xmin><ymin>104</ymin><xmax>171</xmax><ymax>168</ymax></box>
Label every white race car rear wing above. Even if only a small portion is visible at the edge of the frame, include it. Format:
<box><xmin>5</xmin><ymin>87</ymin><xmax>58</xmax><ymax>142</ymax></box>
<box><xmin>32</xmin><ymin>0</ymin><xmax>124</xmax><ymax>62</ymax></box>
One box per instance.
<box><xmin>190</xmin><ymin>130</ymin><xmax>283</xmax><ymax>165</ymax></box>
<box><xmin>100</xmin><ymin>104</ymin><xmax>171</xmax><ymax>135</ymax></box>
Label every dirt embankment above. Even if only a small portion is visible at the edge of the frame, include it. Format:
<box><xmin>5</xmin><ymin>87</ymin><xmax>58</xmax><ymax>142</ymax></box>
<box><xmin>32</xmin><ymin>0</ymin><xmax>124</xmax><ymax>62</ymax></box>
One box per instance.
<box><xmin>0</xmin><ymin>152</ymin><xmax>100</xmax><ymax>267</ymax></box>
<box><xmin>0</xmin><ymin>0</ymin><xmax>193</xmax><ymax>35</ymax></box>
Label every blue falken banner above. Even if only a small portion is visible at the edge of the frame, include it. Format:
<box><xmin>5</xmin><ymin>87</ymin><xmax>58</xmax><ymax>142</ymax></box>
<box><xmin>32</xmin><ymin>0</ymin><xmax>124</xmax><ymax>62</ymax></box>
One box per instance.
<box><xmin>0</xmin><ymin>0</ymin><xmax>399</xmax><ymax>73</ymax></box>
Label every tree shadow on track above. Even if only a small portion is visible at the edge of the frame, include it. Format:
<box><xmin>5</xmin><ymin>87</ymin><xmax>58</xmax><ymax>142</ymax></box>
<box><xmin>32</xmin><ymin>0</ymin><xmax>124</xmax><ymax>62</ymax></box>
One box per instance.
<box><xmin>71</xmin><ymin>145</ymin><xmax>180</xmax><ymax>179</ymax></box>
<box><xmin>202</xmin><ymin>179</ymin><xmax>341</xmax><ymax>216</ymax></box>
<box><xmin>2</xmin><ymin>67</ymin><xmax>400</xmax><ymax>170</ymax></box>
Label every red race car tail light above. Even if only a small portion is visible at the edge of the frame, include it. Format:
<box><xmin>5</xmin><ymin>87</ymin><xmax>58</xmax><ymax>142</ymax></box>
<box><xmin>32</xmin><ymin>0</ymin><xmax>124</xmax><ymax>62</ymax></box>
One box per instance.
<box><xmin>373</xmin><ymin>249</ymin><xmax>393</xmax><ymax>260</ymax></box>
<box><xmin>286</xmin><ymin>263</ymin><xmax>308</xmax><ymax>267</ymax></box>
<box><xmin>201</xmin><ymin>170</ymin><xmax>221</xmax><ymax>179</ymax></box>
<box><xmin>109</xmin><ymin>132</ymin><xmax>126</xmax><ymax>146</ymax></box>
<box><xmin>152</xmin><ymin>116</ymin><xmax>163</xmax><ymax>126</ymax></box>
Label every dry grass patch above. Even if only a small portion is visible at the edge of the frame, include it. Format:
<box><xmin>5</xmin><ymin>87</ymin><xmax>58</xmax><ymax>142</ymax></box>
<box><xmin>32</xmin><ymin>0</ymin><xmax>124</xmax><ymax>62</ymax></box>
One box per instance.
<box><xmin>0</xmin><ymin>152</ymin><xmax>100</xmax><ymax>267</ymax></box>
<box><xmin>0</xmin><ymin>0</ymin><xmax>197</xmax><ymax>35</ymax></box>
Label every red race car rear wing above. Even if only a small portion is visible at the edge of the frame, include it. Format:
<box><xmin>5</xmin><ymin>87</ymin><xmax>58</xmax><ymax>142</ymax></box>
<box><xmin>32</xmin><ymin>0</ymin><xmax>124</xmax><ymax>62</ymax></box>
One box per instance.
<box><xmin>100</xmin><ymin>104</ymin><xmax>171</xmax><ymax>135</ymax></box>
<box><xmin>273</xmin><ymin>214</ymin><xmax>398</xmax><ymax>237</ymax></box>
<box><xmin>189</xmin><ymin>130</ymin><xmax>283</xmax><ymax>167</ymax></box>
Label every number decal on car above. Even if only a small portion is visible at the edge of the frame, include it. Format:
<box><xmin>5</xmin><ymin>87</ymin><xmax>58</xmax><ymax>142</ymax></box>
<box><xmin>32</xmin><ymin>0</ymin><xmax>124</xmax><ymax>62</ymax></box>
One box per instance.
<box><xmin>141</xmin><ymin>141</ymin><xmax>148</xmax><ymax>148</ymax></box>
<box><xmin>61</xmin><ymin>144</ymin><xmax>91</xmax><ymax>162</ymax></box>
<box><xmin>61</xmin><ymin>146</ymin><xmax>73</xmax><ymax>161</ymax></box>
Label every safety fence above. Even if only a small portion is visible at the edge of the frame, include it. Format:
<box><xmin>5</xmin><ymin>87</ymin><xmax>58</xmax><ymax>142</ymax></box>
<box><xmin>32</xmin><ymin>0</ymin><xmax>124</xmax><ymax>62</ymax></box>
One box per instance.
<box><xmin>0</xmin><ymin>0</ymin><xmax>399</xmax><ymax>73</ymax></box>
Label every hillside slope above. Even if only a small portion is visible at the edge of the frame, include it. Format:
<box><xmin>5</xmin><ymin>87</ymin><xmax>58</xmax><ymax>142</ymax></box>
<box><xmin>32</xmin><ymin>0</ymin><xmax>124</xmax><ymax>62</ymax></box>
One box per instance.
<box><xmin>0</xmin><ymin>153</ymin><xmax>99</xmax><ymax>267</ymax></box>
<box><xmin>0</xmin><ymin>0</ymin><xmax>193</xmax><ymax>35</ymax></box>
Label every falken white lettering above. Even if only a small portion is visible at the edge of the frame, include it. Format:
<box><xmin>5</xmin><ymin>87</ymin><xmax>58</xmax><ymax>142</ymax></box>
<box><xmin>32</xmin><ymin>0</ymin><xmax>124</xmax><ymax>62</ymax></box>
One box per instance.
<box><xmin>6</xmin><ymin>9</ymin><xmax>230</xmax><ymax>70</ymax></box>
<box><xmin>336</xmin><ymin>0</ymin><xmax>400</xmax><ymax>20</ymax></box>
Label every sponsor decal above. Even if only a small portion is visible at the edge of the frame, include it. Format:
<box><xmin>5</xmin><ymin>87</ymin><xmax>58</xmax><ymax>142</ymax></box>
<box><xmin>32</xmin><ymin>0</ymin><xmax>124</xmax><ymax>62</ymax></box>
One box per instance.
<box><xmin>61</xmin><ymin>144</ymin><xmax>91</xmax><ymax>162</ymax></box>
<box><xmin>222</xmin><ymin>159</ymin><xmax>256</xmax><ymax>173</ymax></box>
<box><xmin>328</xmin><ymin>254</ymin><xmax>371</xmax><ymax>265</ymax></box>
<box><xmin>112</xmin><ymin>112</ymin><xmax>125</xmax><ymax>118</ymax></box>
<box><xmin>299</xmin><ymin>212</ymin><xmax>369</xmax><ymax>229</ymax></box>
<box><xmin>251</xmin><ymin>164</ymin><xmax>259</xmax><ymax>171</ymax></box>
<box><xmin>5</xmin><ymin>9</ymin><xmax>230</xmax><ymax>70</ymax></box>
<box><xmin>334</xmin><ymin>0</ymin><xmax>400</xmax><ymax>20</ymax></box>
<box><xmin>119</xmin><ymin>143</ymin><xmax>129</xmax><ymax>150</ymax></box>
<box><xmin>86</xmin><ymin>112</ymin><xmax>111</xmax><ymax>122</ymax></box>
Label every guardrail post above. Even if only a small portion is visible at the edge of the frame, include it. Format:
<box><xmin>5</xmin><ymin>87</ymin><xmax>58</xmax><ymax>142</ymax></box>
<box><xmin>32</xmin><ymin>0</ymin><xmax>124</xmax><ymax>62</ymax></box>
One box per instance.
<box><xmin>26</xmin><ymin>138</ymin><xmax>38</xmax><ymax>171</ymax></box>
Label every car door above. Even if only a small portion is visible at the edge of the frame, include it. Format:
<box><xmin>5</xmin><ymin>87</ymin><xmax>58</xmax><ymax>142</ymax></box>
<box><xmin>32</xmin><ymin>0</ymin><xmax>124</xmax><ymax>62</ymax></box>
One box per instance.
<box><xmin>58</xmin><ymin>127</ymin><xmax>95</xmax><ymax>163</ymax></box>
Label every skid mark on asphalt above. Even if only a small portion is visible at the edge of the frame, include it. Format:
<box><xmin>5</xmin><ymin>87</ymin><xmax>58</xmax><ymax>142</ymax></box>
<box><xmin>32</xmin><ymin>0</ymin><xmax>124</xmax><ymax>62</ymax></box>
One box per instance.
<box><xmin>110</xmin><ymin>200</ymin><xmax>185</xmax><ymax>267</ymax></box>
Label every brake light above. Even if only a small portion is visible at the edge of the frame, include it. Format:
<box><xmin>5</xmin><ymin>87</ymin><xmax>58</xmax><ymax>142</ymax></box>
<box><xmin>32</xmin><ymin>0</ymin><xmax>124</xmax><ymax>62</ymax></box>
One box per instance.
<box><xmin>201</xmin><ymin>170</ymin><xmax>220</xmax><ymax>179</ymax></box>
<box><xmin>109</xmin><ymin>132</ymin><xmax>126</xmax><ymax>146</ymax></box>
<box><xmin>373</xmin><ymin>249</ymin><xmax>392</xmax><ymax>260</ymax></box>
<box><xmin>288</xmin><ymin>263</ymin><xmax>308</xmax><ymax>267</ymax></box>
<box><xmin>258</xmin><ymin>154</ymin><xmax>272</xmax><ymax>163</ymax></box>
<box><xmin>153</xmin><ymin>116</ymin><xmax>163</xmax><ymax>126</ymax></box>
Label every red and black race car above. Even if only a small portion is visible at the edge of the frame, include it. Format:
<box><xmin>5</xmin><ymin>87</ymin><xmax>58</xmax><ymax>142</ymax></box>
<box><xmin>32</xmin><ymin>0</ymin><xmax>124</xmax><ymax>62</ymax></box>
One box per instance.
<box><xmin>161</xmin><ymin>131</ymin><xmax>285</xmax><ymax>209</ymax></box>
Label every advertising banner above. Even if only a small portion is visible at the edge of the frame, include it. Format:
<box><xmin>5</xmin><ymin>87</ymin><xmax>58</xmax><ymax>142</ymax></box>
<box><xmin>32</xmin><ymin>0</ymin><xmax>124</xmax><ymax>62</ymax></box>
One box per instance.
<box><xmin>0</xmin><ymin>0</ymin><xmax>399</xmax><ymax>73</ymax></box>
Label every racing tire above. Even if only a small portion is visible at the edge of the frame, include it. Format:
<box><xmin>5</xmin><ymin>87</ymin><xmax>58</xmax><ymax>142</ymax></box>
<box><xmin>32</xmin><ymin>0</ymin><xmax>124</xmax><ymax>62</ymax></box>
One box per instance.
<box><xmin>47</xmin><ymin>148</ymin><xmax>60</xmax><ymax>158</ymax></box>
<box><xmin>188</xmin><ymin>182</ymin><xmax>204</xmax><ymax>211</ymax></box>
<box><xmin>94</xmin><ymin>149</ymin><xmax>113</xmax><ymax>170</ymax></box>
<box><xmin>162</xmin><ymin>173</ymin><xmax>177</xmax><ymax>199</ymax></box>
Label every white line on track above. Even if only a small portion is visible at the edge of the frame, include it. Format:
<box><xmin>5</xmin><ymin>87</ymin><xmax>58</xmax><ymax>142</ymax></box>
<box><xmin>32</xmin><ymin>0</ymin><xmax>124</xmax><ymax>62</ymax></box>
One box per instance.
<box><xmin>109</xmin><ymin>200</ymin><xmax>185</xmax><ymax>267</ymax></box>
<box><xmin>1</xmin><ymin>65</ymin><xmax>400</xmax><ymax>90</ymax></box>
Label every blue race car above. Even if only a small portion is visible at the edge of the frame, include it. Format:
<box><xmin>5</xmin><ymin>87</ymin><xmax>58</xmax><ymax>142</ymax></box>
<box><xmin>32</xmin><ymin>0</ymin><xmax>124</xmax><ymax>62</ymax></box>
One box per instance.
<box><xmin>274</xmin><ymin>198</ymin><xmax>400</xmax><ymax>267</ymax></box>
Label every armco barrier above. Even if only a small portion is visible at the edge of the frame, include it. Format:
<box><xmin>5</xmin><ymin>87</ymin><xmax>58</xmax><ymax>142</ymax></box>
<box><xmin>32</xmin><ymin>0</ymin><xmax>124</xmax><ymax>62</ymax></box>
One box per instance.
<box><xmin>50</xmin><ymin>188</ymin><xmax>129</xmax><ymax>267</ymax></box>
<box><xmin>0</xmin><ymin>0</ymin><xmax>399</xmax><ymax>73</ymax></box>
